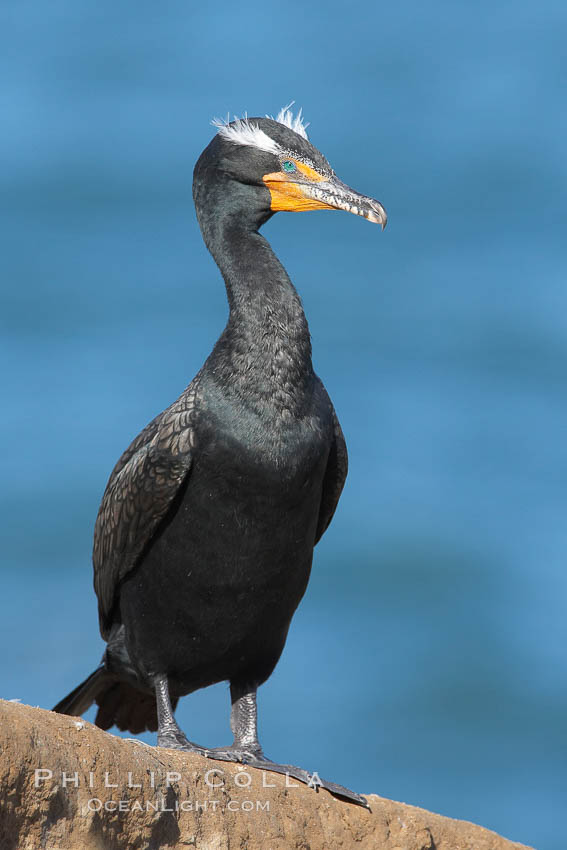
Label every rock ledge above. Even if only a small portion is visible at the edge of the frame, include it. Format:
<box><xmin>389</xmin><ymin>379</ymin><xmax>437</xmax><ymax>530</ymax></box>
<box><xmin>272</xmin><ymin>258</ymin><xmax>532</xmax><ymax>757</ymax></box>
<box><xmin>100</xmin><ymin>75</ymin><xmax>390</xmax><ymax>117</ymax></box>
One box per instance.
<box><xmin>0</xmin><ymin>700</ymin><xmax>531</xmax><ymax>850</ymax></box>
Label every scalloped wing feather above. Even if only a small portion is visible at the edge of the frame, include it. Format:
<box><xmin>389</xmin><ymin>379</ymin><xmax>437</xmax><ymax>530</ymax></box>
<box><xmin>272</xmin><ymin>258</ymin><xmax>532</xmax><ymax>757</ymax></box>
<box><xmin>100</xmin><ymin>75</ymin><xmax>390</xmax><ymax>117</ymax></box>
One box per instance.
<box><xmin>93</xmin><ymin>381</ymin><xmax>200</xmax><ymax>638</ymax></box>
<box><xmin>315</xmin><ymin>402</ymin><xmax>348</xmax><ymax>544</ymax></box>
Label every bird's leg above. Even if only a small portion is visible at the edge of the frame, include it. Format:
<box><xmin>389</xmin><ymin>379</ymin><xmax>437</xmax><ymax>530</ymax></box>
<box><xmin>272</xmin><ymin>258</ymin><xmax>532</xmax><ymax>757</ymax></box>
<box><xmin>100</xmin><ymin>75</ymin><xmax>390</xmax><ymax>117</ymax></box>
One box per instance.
<box><xmin>229</xmin><ymin>686</ymin><xmax>264</xmax><ymax>757</ymax></box>
<box><xmin>201</xmin><ymin>684</ymin><xmax>369</xmax><ymax>809</ymax></box>
<box><xmin>153</xmin><ymin>677</ymin><xmax>367</xmax><ymax>808</ymax></box>
<box><xmin>203</xmin><ymin>684</ymin><xmax>264</xmax><ymax>761</ymax></box>
<box><xmin>154</xmin><ymin>674</ymin><xmax>201</xmax><ymax>751</ymax></box>
<box><xmin>152</xmin><ymin>675</ymin><xmax>367</xmax><ymax>807</ymax></box>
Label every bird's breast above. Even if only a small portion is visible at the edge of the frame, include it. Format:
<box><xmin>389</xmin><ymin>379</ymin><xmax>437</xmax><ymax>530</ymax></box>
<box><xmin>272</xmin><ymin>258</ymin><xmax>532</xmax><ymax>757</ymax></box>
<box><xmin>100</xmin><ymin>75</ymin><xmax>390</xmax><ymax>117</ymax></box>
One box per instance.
<box><xmin>197</xmin><ymin>383</ymin><xmax>331</xmax><ymax>488</ymax></box>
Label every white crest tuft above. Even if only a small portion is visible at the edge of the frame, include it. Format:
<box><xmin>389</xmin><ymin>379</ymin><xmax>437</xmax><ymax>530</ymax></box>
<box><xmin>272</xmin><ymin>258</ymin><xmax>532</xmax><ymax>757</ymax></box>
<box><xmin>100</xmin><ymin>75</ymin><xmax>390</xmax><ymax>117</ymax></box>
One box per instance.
<box><xmin>212</xmin><ymin>114</ymin><xmax>281</xmax><ymax>155</ymax></box>
<box><xmin>272</xmin><ymin>102</ymin><xmax>309</xmax><ymax>140</ymax></box>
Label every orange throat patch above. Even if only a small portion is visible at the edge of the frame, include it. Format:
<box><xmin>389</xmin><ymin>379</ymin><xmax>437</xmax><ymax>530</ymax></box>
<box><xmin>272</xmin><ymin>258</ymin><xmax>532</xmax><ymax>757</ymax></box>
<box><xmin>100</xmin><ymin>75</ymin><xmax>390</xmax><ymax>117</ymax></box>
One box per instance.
<box><xmin>263</xmin><ymin>162</ymin><xmax>335</xmax><ymax>213</ymax></box>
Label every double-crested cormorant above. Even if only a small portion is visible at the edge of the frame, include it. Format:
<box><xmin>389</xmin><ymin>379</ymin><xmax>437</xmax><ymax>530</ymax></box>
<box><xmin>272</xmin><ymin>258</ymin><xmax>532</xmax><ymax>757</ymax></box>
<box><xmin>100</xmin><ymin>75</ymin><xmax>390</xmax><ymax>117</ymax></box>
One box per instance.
<box><xmin>53</xmin><ymin>106</ymin><xmax>386</xmax><ymax>806</ymax></box>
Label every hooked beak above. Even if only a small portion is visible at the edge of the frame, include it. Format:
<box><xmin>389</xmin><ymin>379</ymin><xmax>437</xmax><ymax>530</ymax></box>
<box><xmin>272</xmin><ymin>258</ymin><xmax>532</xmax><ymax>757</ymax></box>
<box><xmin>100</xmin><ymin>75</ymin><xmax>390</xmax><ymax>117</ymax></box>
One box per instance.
<box><xmin>262</xmin><ymin>170</ymin><xmax>387</xmax><ymax>230</ymax></box>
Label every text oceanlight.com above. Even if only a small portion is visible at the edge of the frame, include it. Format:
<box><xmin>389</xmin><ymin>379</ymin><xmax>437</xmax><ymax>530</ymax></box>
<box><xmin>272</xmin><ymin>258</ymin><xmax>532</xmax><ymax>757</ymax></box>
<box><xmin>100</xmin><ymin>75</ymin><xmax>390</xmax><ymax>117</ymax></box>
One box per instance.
<box><xmin>33</xmin><ymin>766</ymin><xmax>324</xmax><ymax>815</ymax></box>
<box><xmin>85</xmin><ymin>798</ymin><xmax>269</xmax><ymax>813</ymax></box>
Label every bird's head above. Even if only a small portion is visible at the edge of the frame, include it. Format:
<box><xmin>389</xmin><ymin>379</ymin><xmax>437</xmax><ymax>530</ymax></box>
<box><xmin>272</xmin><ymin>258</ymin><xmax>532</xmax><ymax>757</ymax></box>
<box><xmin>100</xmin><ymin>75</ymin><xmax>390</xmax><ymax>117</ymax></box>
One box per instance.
<box><xmin>193</xmin><ymin>105</ymin><xmax>387</xmax><ymax>233</ymax></box>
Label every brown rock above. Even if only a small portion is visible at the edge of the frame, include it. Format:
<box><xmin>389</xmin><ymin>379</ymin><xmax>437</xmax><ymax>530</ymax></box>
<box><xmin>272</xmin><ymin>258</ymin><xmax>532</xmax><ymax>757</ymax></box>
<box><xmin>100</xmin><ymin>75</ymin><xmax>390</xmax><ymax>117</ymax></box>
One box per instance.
<box><xmin>0</xmin><ymin>700</ymin><xmax>532</xmax><ymax>850</ymax></box>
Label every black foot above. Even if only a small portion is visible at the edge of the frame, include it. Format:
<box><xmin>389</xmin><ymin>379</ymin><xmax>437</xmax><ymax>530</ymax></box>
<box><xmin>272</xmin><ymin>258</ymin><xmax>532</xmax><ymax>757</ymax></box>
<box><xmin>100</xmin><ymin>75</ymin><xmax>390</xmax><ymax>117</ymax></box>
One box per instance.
<box><xmin>248</xmin><ymin>757</ymin><xmax>369</xmax><ymax>809</ymax></box>
<box><xmin>201</xmin><ymin>743</ymin><xmax>265</xmax><ymax>762</ymax></box>
<box><xmin>177</xmin><ymin>744</ymin><xmax>369</xmax><ymax>809</ymax></box>
<box><xmin>157</xmin><ymin>728</ymin><xmax>201</xmax><ymax>750</ymax></box>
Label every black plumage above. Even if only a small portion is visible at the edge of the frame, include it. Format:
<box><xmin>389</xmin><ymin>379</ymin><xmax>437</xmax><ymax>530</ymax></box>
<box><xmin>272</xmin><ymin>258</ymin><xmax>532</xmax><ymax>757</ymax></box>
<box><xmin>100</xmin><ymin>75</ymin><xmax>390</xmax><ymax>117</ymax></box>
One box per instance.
<box><xmin>53</xmin><ymin>111</ymin><xmax>386</xmax><ymax>806</ymax></box>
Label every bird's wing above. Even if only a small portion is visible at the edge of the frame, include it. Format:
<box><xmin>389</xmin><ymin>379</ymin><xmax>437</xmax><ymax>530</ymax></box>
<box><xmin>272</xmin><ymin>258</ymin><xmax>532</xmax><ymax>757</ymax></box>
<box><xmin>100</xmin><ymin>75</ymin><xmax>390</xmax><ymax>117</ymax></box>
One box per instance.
<box><xmin>104</xmin><ymin>412</ymin><xmax>163</xmax><ymax>490</ymax></box>
<box><xmin>93</xmin><ymin>381</ymin><xmax>199</xmax><ymax>638</ymax></box>
<box><xmin>315</xmin><ymin>404</ymin><xmax>348</xmax><ymax>544</ymax></box>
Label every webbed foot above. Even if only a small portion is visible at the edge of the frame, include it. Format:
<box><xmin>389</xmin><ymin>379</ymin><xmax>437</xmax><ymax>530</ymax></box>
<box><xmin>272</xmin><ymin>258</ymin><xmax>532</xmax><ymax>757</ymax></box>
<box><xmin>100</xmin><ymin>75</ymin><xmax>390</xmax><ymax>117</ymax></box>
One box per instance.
<box><xmin>196</xmin><ymin>746</ymin><xmax>370</xmax><ymax>808</ymax></box>
<box><xmin>157</xmin><ymin>727</ymin><xmax>199</xmax><ymax>750</ymax></box>
<box><xmin>153</xmin><ymin>676</ymin><xmax>369</xmax><ymax>808</ymax></box>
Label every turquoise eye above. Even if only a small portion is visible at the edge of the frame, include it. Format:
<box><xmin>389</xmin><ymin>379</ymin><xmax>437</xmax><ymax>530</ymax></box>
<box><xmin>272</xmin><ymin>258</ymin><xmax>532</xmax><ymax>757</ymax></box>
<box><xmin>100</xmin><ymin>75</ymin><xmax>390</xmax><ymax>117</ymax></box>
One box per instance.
<box><xmin>282</xmin><ymin>160</ymin><xmax>296</xmax><ymax>173</ymax></box>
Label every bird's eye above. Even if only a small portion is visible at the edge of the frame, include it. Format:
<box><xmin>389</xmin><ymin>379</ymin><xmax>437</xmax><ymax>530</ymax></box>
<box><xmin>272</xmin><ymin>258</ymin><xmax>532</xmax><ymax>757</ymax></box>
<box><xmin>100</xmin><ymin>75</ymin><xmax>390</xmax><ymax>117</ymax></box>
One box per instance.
<box><xmin>282</xmin><ymin>160</ymin><xmax>296</xmax><ymax>173</ymax></box>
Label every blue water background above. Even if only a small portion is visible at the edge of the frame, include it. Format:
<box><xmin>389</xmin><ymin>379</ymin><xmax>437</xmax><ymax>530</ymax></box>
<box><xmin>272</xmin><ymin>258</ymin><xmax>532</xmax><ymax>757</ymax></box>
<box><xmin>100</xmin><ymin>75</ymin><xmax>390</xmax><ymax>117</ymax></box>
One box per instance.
<box><xmin>1</xmin><ymin>2</ymin><xmax>566</xmax><ymax>847</ymax></box>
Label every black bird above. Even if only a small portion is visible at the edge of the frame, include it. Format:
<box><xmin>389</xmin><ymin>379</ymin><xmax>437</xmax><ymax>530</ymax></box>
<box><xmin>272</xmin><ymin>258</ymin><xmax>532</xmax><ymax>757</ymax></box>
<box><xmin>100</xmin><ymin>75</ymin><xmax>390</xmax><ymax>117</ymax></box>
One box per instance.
<box><xmin>53</xmin><ymin>106</ymin><xmax>386</xmax><ymax>806</ymax></box>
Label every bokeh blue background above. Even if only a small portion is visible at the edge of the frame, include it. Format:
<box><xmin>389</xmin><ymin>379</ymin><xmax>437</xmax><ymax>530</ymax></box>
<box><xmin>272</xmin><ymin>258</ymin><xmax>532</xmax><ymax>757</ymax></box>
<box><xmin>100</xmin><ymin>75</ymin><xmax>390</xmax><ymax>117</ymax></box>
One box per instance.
<box><xmin>2</xmin><ymin>2</ymin><xmax>566</xmax><ymax>847</ymax></box>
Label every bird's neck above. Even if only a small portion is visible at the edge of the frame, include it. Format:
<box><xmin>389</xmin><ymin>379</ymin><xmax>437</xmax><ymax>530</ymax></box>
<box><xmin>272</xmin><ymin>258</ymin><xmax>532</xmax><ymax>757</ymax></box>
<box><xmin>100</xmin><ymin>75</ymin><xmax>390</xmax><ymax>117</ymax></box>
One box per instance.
<box><xmin>203</xmin><ymin>217</ymin><xmax>315</xmax><ymax>403</ymax></box>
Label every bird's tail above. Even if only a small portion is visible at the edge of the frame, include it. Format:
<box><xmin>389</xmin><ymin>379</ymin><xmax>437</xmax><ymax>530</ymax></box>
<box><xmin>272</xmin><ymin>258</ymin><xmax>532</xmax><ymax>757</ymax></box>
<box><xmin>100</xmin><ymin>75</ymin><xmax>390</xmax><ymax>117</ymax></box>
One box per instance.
<box><xmin>52</xmin><ymin>667</ymin><xmax>167</xmax><ymax>734</ymax></box>
<box><xmin>53</xmin><ymin>665</ymin><xmax>110</xmax><ymax>717</ymax></box>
